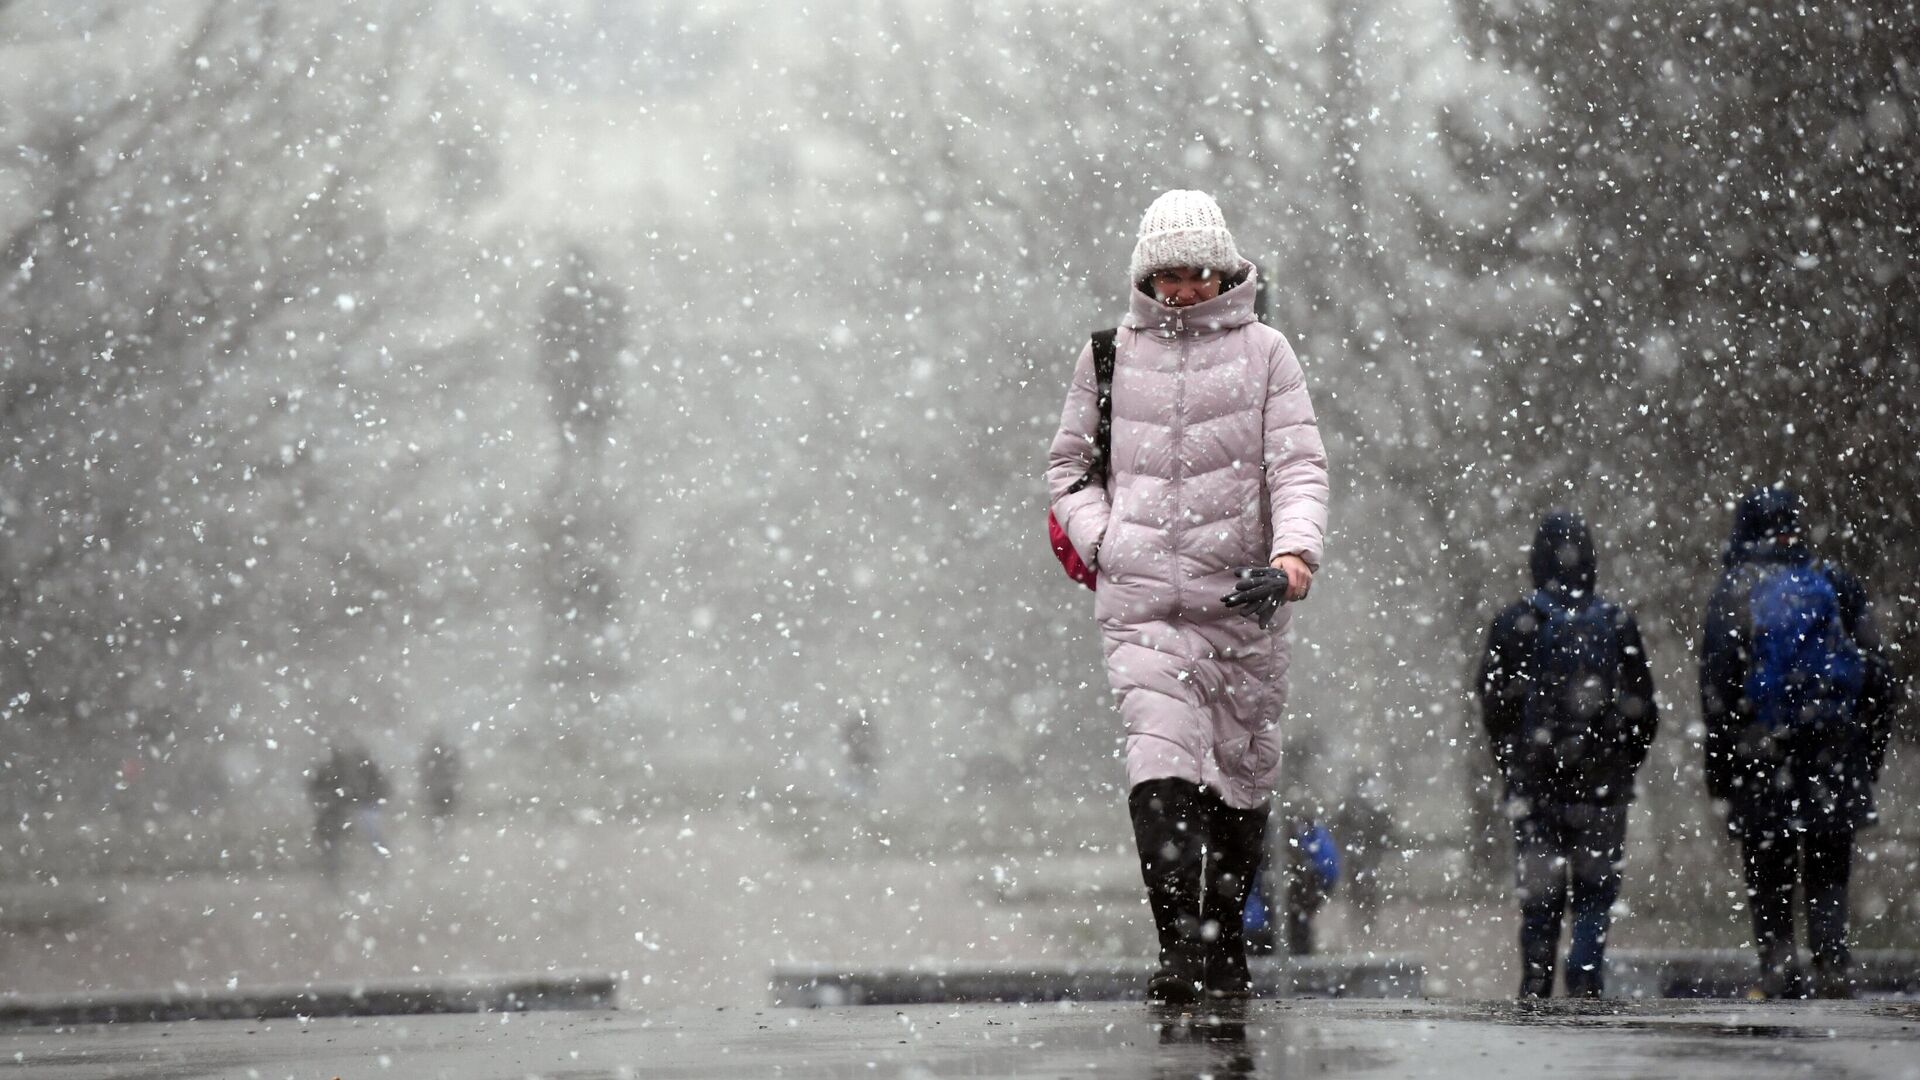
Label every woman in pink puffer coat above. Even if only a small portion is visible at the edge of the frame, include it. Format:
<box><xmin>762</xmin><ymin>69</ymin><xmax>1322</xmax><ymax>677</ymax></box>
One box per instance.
<box><xmin>1047</xmin><ymin>190</ymin><xmax>1328</xmax><ymax>1003</ymax></box>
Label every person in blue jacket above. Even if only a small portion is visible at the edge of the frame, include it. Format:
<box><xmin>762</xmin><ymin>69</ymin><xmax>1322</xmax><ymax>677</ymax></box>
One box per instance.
<box><xmin>1478</xmin><ymin>511</ymin><xmax>1660</xmax><ymax>998</ymax></box>
<box><xmin>1699</xmin><ymin>485</ymin><xmax>1900</xmax><ymax>998</ymax></box>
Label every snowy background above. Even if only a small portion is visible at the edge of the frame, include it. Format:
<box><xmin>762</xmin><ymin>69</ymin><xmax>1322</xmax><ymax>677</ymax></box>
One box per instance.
<box><xmin>1</xmin><ymin>0</ymin><xmax>1914</xmax><ymax>1002</ymax></box>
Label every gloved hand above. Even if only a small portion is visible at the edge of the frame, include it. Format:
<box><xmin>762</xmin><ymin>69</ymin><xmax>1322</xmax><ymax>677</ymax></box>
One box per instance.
<box><xmin>1222</xmin><ymin>566</ymin><xmax>1289</xmax><ymax>629</ymax></box>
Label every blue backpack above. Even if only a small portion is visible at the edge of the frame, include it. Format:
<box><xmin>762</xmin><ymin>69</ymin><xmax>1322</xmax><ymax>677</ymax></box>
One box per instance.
<box><xmin>1745</xmin><ymin>565</ymin><xmax>1864</xmax><ymax>733</ymax></box>
<box><xmin>1243</xmin><ymin>820</ymin><xmax>1339</xmax><ymax>931</ymax></box>
<box><xmin>1298</xmin><ymin>821</ymin><xmax>1340</xmax><ymax>893</ymax></box>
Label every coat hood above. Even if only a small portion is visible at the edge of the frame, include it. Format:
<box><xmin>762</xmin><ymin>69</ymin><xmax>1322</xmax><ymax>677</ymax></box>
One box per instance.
<box><xmin>1723</xmin><ymin>485</ymin><xmax>1808</xmax><ymax>567</ymax></box>
<box><xmin>1122</xmin><ymin>259</ymin><xmax>1260</xmax><ymax>335</ymax></box>
<box><xmin>1530</xmin><ymin>510</ymin><xmax>1596</xmax><ymax>600</ymax></box>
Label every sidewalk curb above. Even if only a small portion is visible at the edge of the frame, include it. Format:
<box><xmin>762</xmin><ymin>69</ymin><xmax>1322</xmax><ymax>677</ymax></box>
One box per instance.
<box><xmin>0</xmin><ymin>971</ymin><xmax>619</xmax><ymax>1026</ymax></box>
<box><xmin>769</xmin><ymin>955</ymin><xmax>1428</xmax><ymax>1005</ymax></box>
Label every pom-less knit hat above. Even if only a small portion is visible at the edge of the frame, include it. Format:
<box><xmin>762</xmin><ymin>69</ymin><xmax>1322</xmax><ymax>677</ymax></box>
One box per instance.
<box><xmin>1129</xmin><ymin>189</ymin><xmax>1243</xmax><ymax>284</ymax></box>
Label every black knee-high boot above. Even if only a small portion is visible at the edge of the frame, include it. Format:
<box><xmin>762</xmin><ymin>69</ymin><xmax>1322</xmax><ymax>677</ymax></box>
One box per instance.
<box><xmin>1130</xmin><ymin>779</ymin><xmax>1209</xmax><ymax>1004</ymax></box>
<box><xmin>1204</xmin><ymin>797</ymin><xmax>1271</xmax><ymax>999</ymax></box>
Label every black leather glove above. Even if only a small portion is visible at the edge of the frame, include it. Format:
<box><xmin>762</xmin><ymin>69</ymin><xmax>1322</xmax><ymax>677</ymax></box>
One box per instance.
<box><xmin>1222</xmin><ymin>566</ymin><xmax>1289</xmax><ymax>629</ymax></box>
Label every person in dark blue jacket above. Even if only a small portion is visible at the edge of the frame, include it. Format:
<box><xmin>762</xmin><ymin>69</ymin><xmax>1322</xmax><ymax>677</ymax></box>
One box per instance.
<box><xmin>1478</xmin><ymin>511</ymin><xmax>1659</xmax><ymax>998</ymax></box>
<box><xmin>1699</xmin><ymin>485</ymin><xmax>1900</xmax><ymax>999</ymax></box>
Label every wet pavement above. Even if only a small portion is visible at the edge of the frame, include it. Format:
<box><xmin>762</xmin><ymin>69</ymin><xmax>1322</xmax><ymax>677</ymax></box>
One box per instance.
<box><xmin>5</xmin><ymin>997</ymin><xmax>1917</xmax><ymax>1079</ymax></box>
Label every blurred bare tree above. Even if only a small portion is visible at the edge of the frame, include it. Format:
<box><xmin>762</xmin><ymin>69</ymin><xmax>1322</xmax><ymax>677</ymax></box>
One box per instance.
<box><xmin>0</xmin><ymin>1</ymin><xmax>508</xmax><ymax>815</ymax></box>
<box><xmin>535</xmin><ymin>246</ymin><xmax>630</xmax><ymax>706</ymax></box>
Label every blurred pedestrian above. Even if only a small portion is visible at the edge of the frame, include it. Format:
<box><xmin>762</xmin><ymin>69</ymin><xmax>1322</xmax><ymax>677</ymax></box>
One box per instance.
<box><xmin>843</xmin><ymin>705</ymin><xmax>880</xmax><ymax>804</ymax></box>
<box><xmin>1046</xmin><ymin>189</ymin><xmax>1329</xmax><ymax>1004</ymax></box>
<box><xmin>1700</xmin><ymin>485</ymin><xmax>1900</xmax><ymax>999</ymax></box>
<box><xmin>1248</xmin><ymin>738</ymin><xmax>1339</xmax><ymax>957</ymax></box>
<box><xmin>1245</xmin><ymin>814</ymin><xmax>1339</xmax><ymax>957</ymax></box>
<box><xmin>1332</xmin><ymin>770</ymin><xmax>1396</xmax><ymax>922</ymax></box>
<box><xmin>419</xmin><ymin>731</ymin><xmax>463</xmax><ymax>828</ymax></box>
<box><xmin>309</xmin><ymin>740</ymin><xmax>391</xmax><ymax>883</ymax></box>
<box><xmin>1477</xmin><ymin>511</ymin><xmax>1659</xmax><ymax>998</ymax></box>
<box><xmin>1283</xmin><ymin>817</ymin><xmax>1339</xmax><ymax>955</ymax></box>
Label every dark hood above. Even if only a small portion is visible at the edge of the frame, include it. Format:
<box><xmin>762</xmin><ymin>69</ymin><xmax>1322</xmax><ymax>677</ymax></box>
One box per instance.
<box><xmin>1723</xmin><ymin>485</ymin><xmax>1808</xmax><ymax>567</ymax></box>
<box><xmin>1530</xmin><ymin>510</ymin><xmax>1596</xmax><ymax>599</ymax></box>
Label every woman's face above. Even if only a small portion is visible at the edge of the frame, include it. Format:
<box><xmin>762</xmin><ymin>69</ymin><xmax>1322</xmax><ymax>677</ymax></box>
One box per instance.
<box><xmin>1149</xmin><ymin>267</ymin><xmax>1222</xmax><ymax>307</ymax></box>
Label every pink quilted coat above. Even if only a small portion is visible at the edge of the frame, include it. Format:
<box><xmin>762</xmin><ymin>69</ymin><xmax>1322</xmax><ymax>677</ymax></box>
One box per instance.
<box><xmin>1046</xmin><ymin>263</ymin><xmax>1328</xmax><ymax>809</ymax></box>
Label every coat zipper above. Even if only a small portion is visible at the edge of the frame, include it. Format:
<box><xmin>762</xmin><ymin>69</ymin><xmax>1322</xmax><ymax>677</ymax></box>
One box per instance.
<box><xmin>1170</xmin><ymin>316</ymin><xmax>1188</xmax><ymax>612</ymax></box>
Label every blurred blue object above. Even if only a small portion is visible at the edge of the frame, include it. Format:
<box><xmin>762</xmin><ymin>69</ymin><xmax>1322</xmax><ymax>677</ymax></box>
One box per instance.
<box><xmin>1300</xmin><ymin>821</ymin><xmax>1339</xmax><ymax>892</ymax></box>
<box><xmin>1244</xmin><ymin>876</ymin><xmax>1269</xmax><ymax>932</ymax></box>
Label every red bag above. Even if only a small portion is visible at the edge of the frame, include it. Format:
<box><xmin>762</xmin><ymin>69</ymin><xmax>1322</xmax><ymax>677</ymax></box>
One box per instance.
<box><xmin>1047</xmin><ymin>330</ymin><xmax>1116</xmax><ymax>591</ymax></box>
<box><xmin>1048</xmin><ymin>507</ymin><xmax>1098</xmax><ymax>590</ymax></box>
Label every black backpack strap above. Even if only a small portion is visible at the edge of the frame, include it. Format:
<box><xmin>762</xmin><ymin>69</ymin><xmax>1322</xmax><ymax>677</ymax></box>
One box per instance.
<box><xmin>1066</xmin><ymin>329</ymin><xmax>1119</xmax><ymax>495</ymax></box>
<box><xmin>1090</xmin><ymin>328</ymin><xmax>1117</xmax><ymax>477</ymax></box>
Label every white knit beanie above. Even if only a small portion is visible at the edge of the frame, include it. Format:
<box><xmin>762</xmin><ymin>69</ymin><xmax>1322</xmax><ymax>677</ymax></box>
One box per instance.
<box><xmin>1129</xmin><ymin>189</ymin><xmax>1242</xmax><ymax>284</ymax></box>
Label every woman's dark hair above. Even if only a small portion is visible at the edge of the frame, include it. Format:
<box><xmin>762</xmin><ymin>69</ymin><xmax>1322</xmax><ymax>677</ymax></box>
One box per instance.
<box><xmin>1135</xmin><ymin>263</ymin><xmax>1250</xmax><ymax>297</ymax></box>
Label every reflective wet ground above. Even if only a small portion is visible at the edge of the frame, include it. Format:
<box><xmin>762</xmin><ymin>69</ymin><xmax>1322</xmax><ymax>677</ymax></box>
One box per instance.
<box><xmin>5</xmin><ymin>998</ymin><xmax>1918</xmax><ymax>1079</ymax></box>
